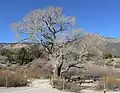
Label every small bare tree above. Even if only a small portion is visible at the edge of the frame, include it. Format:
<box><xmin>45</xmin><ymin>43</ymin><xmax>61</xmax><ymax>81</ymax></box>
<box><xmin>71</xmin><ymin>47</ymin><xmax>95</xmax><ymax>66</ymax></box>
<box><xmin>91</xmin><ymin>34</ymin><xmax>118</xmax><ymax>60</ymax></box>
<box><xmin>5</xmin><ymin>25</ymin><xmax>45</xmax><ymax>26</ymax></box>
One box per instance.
<box><xmin>60</xmin><ymin>34</ymin><xmax>107</xmax><ymax>91</ymax></box>
<box><xmin>50</xmin><ymin>31</ymin><xmax>107</xmax><ymax>80</ymax></box>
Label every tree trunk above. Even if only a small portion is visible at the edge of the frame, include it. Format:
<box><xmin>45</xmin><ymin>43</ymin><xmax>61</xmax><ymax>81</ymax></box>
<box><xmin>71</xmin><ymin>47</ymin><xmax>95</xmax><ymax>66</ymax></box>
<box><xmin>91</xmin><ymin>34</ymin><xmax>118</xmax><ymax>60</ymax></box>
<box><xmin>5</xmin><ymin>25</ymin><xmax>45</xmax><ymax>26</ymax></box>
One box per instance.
<box><xmin>49</xmin><ymin>53</ymin><xmax>64</xmax><ymax>80</ymax></box>
<box><xmin>53</xmin><ymin>62</ymin><xmax>63</xmax><ymax>80</ymax></box>
<box><xmin>53</xmin><ymin>66</ymin><xmax>59</xmax><ymax>80</ymax></box>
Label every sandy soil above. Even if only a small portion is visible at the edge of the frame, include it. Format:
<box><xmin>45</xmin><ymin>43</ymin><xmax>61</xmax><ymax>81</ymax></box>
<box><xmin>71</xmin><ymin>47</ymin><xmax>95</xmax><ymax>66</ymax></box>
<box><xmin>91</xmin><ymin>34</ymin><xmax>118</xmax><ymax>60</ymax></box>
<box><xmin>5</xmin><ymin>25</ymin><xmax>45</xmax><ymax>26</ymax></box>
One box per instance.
<box><xmin>0</xmin><ymin>79</ymin><xmax>72</xmax><ymax>93</ymax></box>
<box><xmin>0</xmin><ymin>79</ymin><xmax>119</xmax><ymax>93</ymax></box>
<box><xmin>81</xmin><ymin>89</ymin><xmax>119</xmax><ymax>93</ymax></box>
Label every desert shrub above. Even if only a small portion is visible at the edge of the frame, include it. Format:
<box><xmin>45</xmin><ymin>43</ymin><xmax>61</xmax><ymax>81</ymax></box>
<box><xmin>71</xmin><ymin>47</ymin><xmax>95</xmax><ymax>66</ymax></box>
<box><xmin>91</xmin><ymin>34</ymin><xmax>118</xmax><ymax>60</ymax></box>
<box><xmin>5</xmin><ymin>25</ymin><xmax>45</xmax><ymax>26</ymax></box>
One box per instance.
<box><xmin>16</xmin><ymin>48</ymin><xmax>32</xmax><ymax>65</ymax></box>
<box><xmin>80</xmin><ymin>53</ymin><xmax>95</xmax><ymax>61</ymax></box>
<box><xmin>16</xmin><ymin>46</ymin><xmax>48</xmax><ymax>65</ymax></box>
<box><xmin>85</xmin><ymin>53</ymin><xmax>95</xmax><ymax>57</ymax></box>
<box><xmin>0</xmin><ymin>48</ymin><xmax>16</xmax><ymax>63</ymax></box>
<box><xmin>105</xmin><ymin>61</ymin><xmax>113</xmax><ymax>67</ymax></box>
<box><xmin>114</xmin><ymin>55</ymin><xmax>117</xmax><ymax>58</ymax></box>
<box><xmin>27</xmin><ymin>68</ymin><xmax>52</xmax><ymax>79</ymax></box>
<box><xmin>0</xmin><ymin>70</ymin><xmax>27</xmax><ymax>87</ymax></box>
<box><xmin>113</xmin><ymin>55</ymin><xmax>120</xmax><ymax>58</ymax></box>
<box><xmin>0</xmin><ymin>45</ymin><xmax>48</xmax><ymax>65</ymax></box>
<box><xmin>86</xmin><ymin>57</ymin><xmax>91</xmax><ymax>61</ymax></box>
<box><xmin>114</xmin><ymin>63</ymin><xmax>120</xmax><ymax>68</ymax></box>
<box><xmin>52</xmin><ymin>80</ymin><xmax>81</xmax><ymax>92</ymax></box>
<box><xmin>26</xmin><ymin>68</ymin><xmax>41</xmax><ymax>79</ymax></box>
<box><xmin>28</xmin><ymin>45</ymin><xmax>45</xmax><ymax>59</ymax></box>
<box><xmin>65</xmin><ymin>51</ymin><xmax>80</xmax><ymax>62</ymax></box>
<box><xmin>40</xmin><ymin>69</ymin><xmax>52</xmax><ymax>79</ymax></box>
<box><xmin>103</xmin><ymin>52</ymin><xmax>112</xmax><ymax>59</ymax></box>
<box><xmin>28</xmin><ymin>58</ymin><xmax>52</xmax><ymax>79</ymax></box>
<box><xmin>96</xmin><ymin>76</ymin><xmax>120</xmax><ymax>91</ymax></box>
<box><xmin>7</xmin><ymin>73</ymin><xmax>27</xmax><ymax>87</ymax></box>
<box><xmin>0</xmin><ymin>48</ymin><xmax>10</xmax><ymax>56</ymax></box>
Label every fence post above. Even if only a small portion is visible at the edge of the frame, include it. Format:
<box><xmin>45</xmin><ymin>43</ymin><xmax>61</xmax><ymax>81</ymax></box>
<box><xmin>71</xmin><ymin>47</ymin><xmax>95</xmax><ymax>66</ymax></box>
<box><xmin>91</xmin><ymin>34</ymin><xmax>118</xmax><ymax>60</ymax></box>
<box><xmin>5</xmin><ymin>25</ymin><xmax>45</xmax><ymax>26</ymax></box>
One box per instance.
<box><xmin>5</xmin><ymin>76</ymin><xmax>8</xmax><ymax>88</ymax></box>
<box><xmin>62</xmin><ymin>78</ymin><xmax>65</xmax><ymax>91</ymax></box>
<box><xmin>24</xmin><ymin>69</ymin><xmax>28</xmax><ymax>85</ymax></box>
<box><xmin>104</xmin><ymin>76</ymin><xmax>106</xmax><ymax>93</ymax></box>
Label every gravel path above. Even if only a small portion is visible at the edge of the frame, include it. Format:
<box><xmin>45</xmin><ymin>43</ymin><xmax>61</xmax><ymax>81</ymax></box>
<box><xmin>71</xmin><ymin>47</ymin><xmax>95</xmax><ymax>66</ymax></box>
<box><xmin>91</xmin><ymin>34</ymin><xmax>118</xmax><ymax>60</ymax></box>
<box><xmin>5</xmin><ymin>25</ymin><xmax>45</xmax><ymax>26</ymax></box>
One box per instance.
<box><xmin>0</xmin><ymin>79</ymin><xmax>120</xmax><ymax>93</ymax></box>
<box><xmin>0</xmin><ymin>79</ymin><xmax>73</xmax><ymax>93</ymax></box>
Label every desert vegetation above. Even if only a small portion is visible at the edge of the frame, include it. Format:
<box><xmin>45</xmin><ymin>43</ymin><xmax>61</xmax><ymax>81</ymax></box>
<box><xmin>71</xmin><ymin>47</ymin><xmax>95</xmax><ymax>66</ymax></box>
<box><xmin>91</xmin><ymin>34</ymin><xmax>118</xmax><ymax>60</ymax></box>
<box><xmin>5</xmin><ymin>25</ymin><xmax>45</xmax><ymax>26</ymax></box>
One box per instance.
<box><xmin>103</xmin><ymin>52</ymin><xmax>113</xmax><ymax>59</ymax></box>
<box><xmin>96</xmin><ymin>76</ymin><xmax>120</xmax><ymax>91</ymax></box>
<box><xmin>0</xmin><ymin>6</ymin><xmax>119</xmax><ymax>93</ymax></box>
<box><xmin>10</xmin><ymin>6</ymin><xmax>107</xmax><ymax>92</ymax></box>
<box><xmin>0</xmin><ymin>70</ymin><xmax>27</xmax><ymax>87</ymax></box>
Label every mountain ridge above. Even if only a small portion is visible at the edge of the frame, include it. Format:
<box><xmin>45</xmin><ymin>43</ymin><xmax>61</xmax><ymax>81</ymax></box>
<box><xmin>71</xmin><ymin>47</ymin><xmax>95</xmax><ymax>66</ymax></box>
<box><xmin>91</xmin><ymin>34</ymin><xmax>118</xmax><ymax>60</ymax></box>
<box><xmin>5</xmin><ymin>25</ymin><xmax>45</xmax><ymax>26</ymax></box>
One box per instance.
<box><xmin>0</xmin><ymin>34</ymin><xmax>120</xmax><ymax>56</ymax></box>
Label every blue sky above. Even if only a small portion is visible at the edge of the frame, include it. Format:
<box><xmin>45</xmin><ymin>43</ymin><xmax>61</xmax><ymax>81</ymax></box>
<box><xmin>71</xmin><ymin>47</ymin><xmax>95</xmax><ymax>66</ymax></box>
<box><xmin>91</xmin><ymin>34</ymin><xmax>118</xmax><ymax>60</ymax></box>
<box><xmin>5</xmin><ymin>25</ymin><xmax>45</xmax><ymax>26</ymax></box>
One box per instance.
<box><xmin>0</xmin><ymin>0</ymin><xmax>120</xmax><ymax>42</ymax></box>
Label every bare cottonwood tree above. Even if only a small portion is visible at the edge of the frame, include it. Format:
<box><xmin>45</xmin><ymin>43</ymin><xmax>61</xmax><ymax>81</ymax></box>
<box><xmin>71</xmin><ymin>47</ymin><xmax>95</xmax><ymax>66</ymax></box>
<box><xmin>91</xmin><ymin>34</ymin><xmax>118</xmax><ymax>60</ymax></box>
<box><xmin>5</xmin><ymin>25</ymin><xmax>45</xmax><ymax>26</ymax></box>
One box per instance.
<box><xmin>12</xmin><ymin>6</ymin><xmax>76</xmax><ymax>79</ymax></box>
<box><xmin>12</xmin><ymin>7</ymin><xmax>106</xmax><ymax>80</ymax></box>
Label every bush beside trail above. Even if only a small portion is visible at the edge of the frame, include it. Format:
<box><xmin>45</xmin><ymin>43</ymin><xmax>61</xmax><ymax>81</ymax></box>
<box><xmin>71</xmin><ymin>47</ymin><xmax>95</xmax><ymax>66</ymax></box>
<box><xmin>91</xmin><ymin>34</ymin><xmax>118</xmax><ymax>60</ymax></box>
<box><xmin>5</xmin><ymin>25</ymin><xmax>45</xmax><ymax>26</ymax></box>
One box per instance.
<box><xmin>0</xmin><ymin>70</ymin><xmax>27</xmax><ymax>87</ymax></box>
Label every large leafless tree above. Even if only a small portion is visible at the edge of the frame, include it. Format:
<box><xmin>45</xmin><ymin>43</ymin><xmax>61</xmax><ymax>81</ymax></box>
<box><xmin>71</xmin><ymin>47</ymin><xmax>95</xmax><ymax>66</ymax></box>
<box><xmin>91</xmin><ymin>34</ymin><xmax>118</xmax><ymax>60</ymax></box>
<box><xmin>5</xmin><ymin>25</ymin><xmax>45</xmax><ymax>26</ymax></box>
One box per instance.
<box><xmin>12</xmin><ymin>7</ymin><xmax>106</xmax><ymax>80</ymax></box>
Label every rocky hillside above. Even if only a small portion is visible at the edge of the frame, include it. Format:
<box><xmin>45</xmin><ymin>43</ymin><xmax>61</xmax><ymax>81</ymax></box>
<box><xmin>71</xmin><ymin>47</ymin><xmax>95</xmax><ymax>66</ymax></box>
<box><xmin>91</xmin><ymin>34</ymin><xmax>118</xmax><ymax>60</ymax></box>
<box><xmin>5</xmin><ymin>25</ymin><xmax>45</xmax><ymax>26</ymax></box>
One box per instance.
<box><xmin>0</xmin><ymin>35</ymin><xmax>120</xmax><ymax>56</ymax></box>
<box><xmin>0</xmin><ymin>43</ymin><xmax>29</xmax><ymax>49</ymax></box>
<box><xmin>78</xmin><ymin>34</ymin><xmax>120</xmax><ymax>56</ymax></box>
<box><xmin>105</xmin><ymin>41</ymin><xmax>120</xmax><ymax>56</ymax></box>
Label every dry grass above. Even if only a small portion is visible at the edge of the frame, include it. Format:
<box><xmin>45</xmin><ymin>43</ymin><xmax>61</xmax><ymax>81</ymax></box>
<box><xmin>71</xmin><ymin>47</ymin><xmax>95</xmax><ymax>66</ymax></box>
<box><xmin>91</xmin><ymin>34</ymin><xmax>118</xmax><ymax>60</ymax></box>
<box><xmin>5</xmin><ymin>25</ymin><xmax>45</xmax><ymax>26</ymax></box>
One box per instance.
<box><xmin>26</xmin><ymin>68</ymin><xmax>52</xmax><ymax>79</ymax></box>
<box><xmin>96</xmin><ymin>76</ymin><xmax>120</xmax><ymax>90</ymax></box>
<box><xmin>0</xmin><ymin>67</ymin><xmax>52</xmax><ymax>87</ymax></box>
<box><xmin>105</xmin><ymin>76</ymin><xmax>120</xmax><ymax>84</ymax></box>
<box><xmin>52</xmin><ymin>79</ymin><xmax>81</xmax><ymax>92</ymax></box>
<box><xmin>26</xmin><ymin>68</ymin><xmax>41</xmax><ymax>79</ymax></box>
<box><xmin>0</xmin><ymin>70</ymin><xmax>27</xmax><ymax>87</ymax></box>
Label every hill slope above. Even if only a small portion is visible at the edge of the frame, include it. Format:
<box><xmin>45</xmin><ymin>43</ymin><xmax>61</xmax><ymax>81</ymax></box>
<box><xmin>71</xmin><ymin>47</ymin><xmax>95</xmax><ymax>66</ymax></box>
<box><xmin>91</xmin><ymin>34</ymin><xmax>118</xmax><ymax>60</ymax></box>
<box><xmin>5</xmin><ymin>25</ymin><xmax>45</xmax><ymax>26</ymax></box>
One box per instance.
<box><xmin>0</xmin><ymin>35</ymin><xmax>120</xmax><ymax>56</ymax></box>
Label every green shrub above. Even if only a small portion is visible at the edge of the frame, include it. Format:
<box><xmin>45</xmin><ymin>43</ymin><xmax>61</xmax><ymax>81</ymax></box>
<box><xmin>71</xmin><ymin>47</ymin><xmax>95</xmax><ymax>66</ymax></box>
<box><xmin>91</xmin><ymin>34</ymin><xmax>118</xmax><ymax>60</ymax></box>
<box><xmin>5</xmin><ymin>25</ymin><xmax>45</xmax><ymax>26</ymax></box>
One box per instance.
<box><xmin>16</xmin><ymin>48</ymin><xmax>32</xmax><ymax>65</ymax></box>
<box><xmin>16</xmin><ymin>46</ymin><xmax>48</xmax><ymax>65</ymax></box>
<box><xmin>103</xmin><ymin>52</ymin><xmax>112</xmax><ymax>59</ymax></box>
<box><xmin>28</xmin><ymin>45</ymin><xmax>42</xmax><ymax>58</ymax></box>
<box><xmin>0</xmin><ymin>49</ymin><xmax>16</xmax><ymax>63</ymax></box>
<box><xmin>0</xmin><ymin>45</ymin><xmax>48</xmax><ymax>65</ymax></box>
<box><xmin>114</xmin><ymin>55</ymin><xmax>117</xmax><ymax>58</ymax></box>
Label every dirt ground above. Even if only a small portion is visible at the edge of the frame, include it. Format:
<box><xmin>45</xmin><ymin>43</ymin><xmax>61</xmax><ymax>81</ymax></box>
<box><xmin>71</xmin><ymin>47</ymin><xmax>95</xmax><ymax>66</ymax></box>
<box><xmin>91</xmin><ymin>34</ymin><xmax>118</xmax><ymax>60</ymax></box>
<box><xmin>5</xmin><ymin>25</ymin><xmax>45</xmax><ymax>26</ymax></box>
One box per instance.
<box><xmin>0</xmin><ymin>79</ymin><xmax>119</xmax><ymax>93</ymax></box>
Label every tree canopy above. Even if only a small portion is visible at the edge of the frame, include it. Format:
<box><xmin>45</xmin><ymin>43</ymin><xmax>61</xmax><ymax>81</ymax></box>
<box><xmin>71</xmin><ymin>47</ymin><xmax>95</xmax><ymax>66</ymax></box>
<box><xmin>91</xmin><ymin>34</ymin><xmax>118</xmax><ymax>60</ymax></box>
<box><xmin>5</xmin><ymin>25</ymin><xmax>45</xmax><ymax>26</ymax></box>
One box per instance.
<box><xmin>12</xmin><ymin>7</ymin><xmax>75</xmax><ymax>54</ymax></box>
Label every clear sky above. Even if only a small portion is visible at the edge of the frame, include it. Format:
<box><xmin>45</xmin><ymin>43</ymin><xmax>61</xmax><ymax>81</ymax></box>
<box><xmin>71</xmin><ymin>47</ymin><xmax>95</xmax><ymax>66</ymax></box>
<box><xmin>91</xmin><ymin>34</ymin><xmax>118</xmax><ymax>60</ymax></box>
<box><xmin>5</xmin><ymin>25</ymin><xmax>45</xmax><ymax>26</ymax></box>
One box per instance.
<box><xmin>0</xmin><ymin>0</ymin><xmax>120</xmax><ymax>42</ymax></box>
